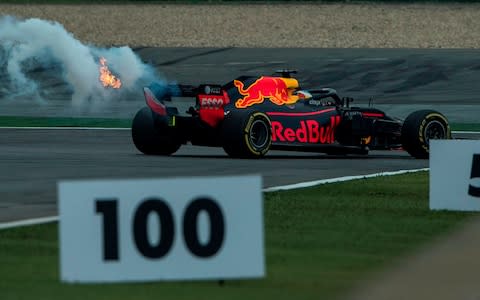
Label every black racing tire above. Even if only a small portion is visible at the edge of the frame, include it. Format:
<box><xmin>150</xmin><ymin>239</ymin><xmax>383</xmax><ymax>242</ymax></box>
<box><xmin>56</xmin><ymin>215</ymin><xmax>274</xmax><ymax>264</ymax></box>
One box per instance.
<box><xmin>221</xmin><ymin>110</ymin><xmax>272</xmax><ymax>158</ymax></box>
<box><xmin>401</xmin><ymin>109</ymin><xmax>451</xmax><ymax>159</ymax></box>
<box><xmin>131</xmin><ymin>107</ymin><xmax>181</xmax><ymax>155</ymax></box>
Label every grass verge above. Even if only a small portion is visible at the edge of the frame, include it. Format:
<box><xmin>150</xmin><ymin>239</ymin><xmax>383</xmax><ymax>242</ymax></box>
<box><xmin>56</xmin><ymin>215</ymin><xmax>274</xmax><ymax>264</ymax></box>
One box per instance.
<box><xmin>0</xmin><ymin>172</ymin><xmax>474</xmax><ymax>300</ymax></box>
<box><xmin>0</xmin><ymin>116</ymin><xmax>131</xmax><ymax>128</ymax></box>
<box><xmin>451</xmin><ymin>123</ymin><xmax>480</xmax><ymax>132</ymax></box>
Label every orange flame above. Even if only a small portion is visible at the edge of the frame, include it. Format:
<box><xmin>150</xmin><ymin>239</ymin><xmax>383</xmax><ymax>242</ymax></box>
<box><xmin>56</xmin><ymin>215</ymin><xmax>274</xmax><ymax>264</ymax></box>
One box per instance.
<box><xmin>99</xmin><ymin>57</ymin><xmax>122</xmax><ymax>89</ymax></box>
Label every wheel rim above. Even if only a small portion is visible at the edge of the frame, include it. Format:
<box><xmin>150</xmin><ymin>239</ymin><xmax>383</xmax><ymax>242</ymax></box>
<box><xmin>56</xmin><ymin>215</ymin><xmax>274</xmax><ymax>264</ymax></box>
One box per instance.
<box><xmin>249</xmin><ymin>119</ymin><xmax>269</xmax><ymax>150</ymax></box>
<box><xmin>424</xmin><ymin>120</ymin><xmax>446</xmax><ymax>145</ymax></box>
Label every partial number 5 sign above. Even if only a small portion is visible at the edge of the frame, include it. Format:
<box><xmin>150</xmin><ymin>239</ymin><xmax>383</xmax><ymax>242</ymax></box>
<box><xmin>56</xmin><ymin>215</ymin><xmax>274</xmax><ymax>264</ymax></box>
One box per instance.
<box><xmin>469</xmin><ymin>154</ymin><xmax>480</xmax><ymax>197</ymax></box>
<box><xmin>58</xmin><ymin>175</ymin><xmax>264</xmax><ymax>283</ymax></box>
<box><xmin>430</xmin><ymin>140</ymin><xmax>480</xmax><ymax>211</ymax></box>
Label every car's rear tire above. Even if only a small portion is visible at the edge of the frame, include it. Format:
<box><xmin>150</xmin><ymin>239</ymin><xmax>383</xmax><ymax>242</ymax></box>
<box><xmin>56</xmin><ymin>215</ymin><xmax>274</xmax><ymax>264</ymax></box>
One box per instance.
<box><xmin>401</xmin><ymin>109</ymin><xmax>451</xmax><ymax>159</ymax></box>
<box><xmin>221</xmin><ymin>110</ymin><xmax>272</xmax><ymax>158</ymax></box>
<box><xmin>131</xmin><ymin>107</ymin><xmax>181</xmax><ymax>155</ymax></box>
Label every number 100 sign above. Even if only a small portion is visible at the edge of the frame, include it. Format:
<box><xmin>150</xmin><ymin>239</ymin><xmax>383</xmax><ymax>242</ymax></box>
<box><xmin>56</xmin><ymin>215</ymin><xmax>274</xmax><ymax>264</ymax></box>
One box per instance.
<box><xmin>58</xmin><ymin>176</ymin><xmax>264</xmax><ymax>283</ymax></box>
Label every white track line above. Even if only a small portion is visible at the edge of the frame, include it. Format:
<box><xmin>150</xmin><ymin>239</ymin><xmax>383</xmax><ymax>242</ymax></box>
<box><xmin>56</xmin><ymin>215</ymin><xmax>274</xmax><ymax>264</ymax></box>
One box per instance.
<box><xmin>0</xmin><ymin>168</ymin><xmax>429</xmax><ymax>230</ymax></box>
<box><xmin>0</xmin><ymin>216</ymin><xmax>59</xmax><ymax>230</ymax></box>
<box><xmin>452</xmin><ymin>131</ymin><xmax>480</xmax><ymax>134</ymax></box>
<box><xmin>354</xmin><ymin>58</ymin><xmax>390</xmax><ymax>61</ymax></box>
<box><xmin>263</xmin><ymin>168</ymin><xmax>429</xmax><ymax>192</ymax></box>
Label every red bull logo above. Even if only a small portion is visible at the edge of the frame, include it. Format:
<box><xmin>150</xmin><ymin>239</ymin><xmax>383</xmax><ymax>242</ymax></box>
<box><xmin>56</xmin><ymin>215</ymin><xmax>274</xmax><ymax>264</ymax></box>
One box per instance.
<box><xmin>234</xmin><ymin>76</ymin><xmax>299</xmax><ymax>108</ymax></box>
<box><xmin>271</xmin><ymin>116</ymin><xmax>341</xmax><ymax>144</ymax></box>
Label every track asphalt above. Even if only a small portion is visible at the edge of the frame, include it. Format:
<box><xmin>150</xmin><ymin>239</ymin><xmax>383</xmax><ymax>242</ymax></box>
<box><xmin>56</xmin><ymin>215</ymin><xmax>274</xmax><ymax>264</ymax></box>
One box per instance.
<box><xmin>1</xmin><ymin>48</ymin><xmax>479</xmax><ymax>122</ymax></box>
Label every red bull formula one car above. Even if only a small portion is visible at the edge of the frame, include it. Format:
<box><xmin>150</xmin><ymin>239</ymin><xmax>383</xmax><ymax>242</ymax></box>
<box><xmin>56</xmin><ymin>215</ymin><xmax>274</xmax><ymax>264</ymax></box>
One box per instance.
<box><xmin>131</xmin><ymin>70</ymin><xmax>451</xmax><ymax>159</ymax></box>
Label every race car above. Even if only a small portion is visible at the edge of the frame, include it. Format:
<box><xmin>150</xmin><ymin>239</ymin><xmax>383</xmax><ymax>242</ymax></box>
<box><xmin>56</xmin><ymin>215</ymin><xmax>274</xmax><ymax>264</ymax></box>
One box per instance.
<box><xmin>131</xmin><ymin>70</ymin><xmax>451</xmax><ymax>159</ymax></box>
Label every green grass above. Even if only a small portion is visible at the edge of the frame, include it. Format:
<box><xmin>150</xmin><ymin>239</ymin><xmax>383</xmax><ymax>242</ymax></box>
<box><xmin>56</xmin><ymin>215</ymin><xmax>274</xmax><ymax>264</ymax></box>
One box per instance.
<box><xmin>0</xmin><ymin>115</ymin><xmax>131</xmax><ymax>128</ymax></box>
<box><xmin>0</xmin><ymin>172</ymin><xmax>474</xmax><ymax>300</ymax></box>
<box><xmin>451</xmin><ymin>123</ymin><xmax>480</xmax><ymax>132</ymax></box>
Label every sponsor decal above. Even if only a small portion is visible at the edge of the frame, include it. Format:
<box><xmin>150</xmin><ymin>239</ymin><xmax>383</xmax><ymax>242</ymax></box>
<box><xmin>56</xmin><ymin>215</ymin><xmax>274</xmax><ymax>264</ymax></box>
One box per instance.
<box><xmin>271</xmin><ymin>115</ymin><xmax>341</xmax><ymax>144</ymax></box>
<box><xmin>362</xmin><ymin>112</ymin><xmax>385</xmax><ymax>118</ymax></box>
<box><xmin>198</xmin><ymin>90</ymin><xmax>230</xmax><ymax>110</ymax></box>
<box><xmin>234</xmin><ymin>77</ymin><xmax>299</xmax><ymax>108</ymax></box>
<box><xmin>198</xmin><ymin>91</ymin><xmax>230</xmax><ymax>127</ymax></box>
<box><xmin>308</xmin><ymin>99</ymin><xmax>336</xmax><ymax>107</ymax></box>
<box><xmin>344</xmin><ymin>111</ymin><xmax>362</xmax><ymax>118</ymax></box>
<box><xmin>199</xmin><ymin>95</ymin><xmax>226</xmax><ymax>108</ymax></box>
<box><xmin>344</xmin><ymin>111</ymin><xmax>384</xmax><ymax>119</ymax></box>
<box><xmin>308</xmin><ymin>100</ymin><xmax>324</xmax><ymax>106</ymax></box>
<box><xmin>204</xmin><ymin>85</ymin><xmax>222</xmax><ymax>95</ymax></box>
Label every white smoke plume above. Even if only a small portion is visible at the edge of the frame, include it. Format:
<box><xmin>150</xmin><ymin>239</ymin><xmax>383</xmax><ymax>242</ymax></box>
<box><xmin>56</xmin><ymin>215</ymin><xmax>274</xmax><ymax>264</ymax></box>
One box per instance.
<box><xmin>0</xmin><ymin>16</ymin><xmax>160</xmax><ymax>108</ymax></box>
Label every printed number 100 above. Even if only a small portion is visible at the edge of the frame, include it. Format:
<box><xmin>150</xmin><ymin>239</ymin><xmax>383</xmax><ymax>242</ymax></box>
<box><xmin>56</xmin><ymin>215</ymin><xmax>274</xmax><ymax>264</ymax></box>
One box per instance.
<box><xmin>95</xmin><ymin>197</ymin><xmax>225</xmax><ymax>261</ymax></box>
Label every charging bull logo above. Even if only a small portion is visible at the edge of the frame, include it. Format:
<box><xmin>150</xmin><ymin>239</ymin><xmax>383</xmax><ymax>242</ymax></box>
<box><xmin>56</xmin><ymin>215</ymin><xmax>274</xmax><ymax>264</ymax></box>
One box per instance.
<box><xmin>234</xmin><ymin>76</ymin><xmax>299</xmax><ymax>108</ymax></box>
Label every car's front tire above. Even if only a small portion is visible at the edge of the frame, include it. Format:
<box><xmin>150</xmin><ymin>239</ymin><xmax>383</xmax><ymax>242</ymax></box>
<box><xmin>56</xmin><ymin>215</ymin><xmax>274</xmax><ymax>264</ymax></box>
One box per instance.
<box><xmin>401</xmin><ymin>109</ymin><xmax>451</xmax><ymax>159</ymax></box>
<box><xmin>131</xmin><ymin>107</ymin><xmax>181</xmax><ymax>155</ymax></box>
<box><xmin>221</xmin><ymin>110</ymin><xmax>272</xmax><ymax>158</ymax></box>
